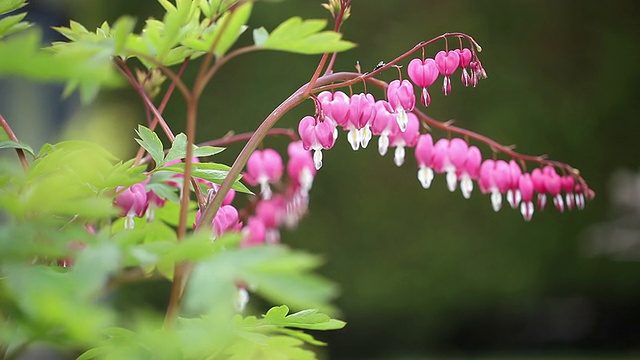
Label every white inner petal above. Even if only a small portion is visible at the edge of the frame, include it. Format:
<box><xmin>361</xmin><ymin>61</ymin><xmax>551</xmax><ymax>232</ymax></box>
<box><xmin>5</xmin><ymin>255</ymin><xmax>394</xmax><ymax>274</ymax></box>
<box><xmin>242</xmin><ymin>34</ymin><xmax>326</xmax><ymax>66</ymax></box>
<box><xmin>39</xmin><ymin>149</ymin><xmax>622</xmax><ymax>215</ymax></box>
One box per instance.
<box><xmin>418</xmin><ymin>167</ymin><xmax>434</xmax><ymax>189</ymax></box>
<box><xmin>520</xmin><ymin>201</ymin><xmax>534</xmax><ymax>221</ymax></box>
<box><xmin>360</xmin><ymin>125</ymin><xmax>372</xmax><ymax>149</ymax></box>
<box><xmin>313</xmin><ymin>149</ymin><xmax>323</xmax><ymax>170</ymax></box>
<box><xmin>378</xmin><ymin>134</ymin><xmax>389</xmax><ymax>156</ymax></box>
<box><xmin>460</xmin><ymin>175</ymin><xmax>473</xmax><ymax>199</ymax></box>
<box><xmin>491</xmin><ymin>190</ymin><xmax>502</xmax><ymax>212</ymax></box>
<box><xmin>394</xmin><ymin>146</ymin><xmax>406</xmax><ymax>167</ymax></box>
<box><xmin>445</xmin><ymin>170</ymin><xmax>456</xmax><ymax>192</ymax></box>
<box><xmin>347</xmin><ymin>128</ymin><xmax>360</xmax><ymax>151</ymax></box>
<box><xmin>396</xmin><ymin>109</ymin><xmax>408</xmax><ymax>132</ymax></box>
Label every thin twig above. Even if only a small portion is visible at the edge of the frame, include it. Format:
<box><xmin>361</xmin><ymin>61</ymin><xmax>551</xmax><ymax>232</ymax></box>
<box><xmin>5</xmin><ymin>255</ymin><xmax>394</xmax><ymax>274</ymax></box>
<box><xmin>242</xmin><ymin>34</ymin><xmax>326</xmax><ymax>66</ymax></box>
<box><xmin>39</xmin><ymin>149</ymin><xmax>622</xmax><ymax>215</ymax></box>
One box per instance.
<box><xmin>0</xmin><ymin>114</ymin><xmax>29</xmax><ymax>171</ymax></box>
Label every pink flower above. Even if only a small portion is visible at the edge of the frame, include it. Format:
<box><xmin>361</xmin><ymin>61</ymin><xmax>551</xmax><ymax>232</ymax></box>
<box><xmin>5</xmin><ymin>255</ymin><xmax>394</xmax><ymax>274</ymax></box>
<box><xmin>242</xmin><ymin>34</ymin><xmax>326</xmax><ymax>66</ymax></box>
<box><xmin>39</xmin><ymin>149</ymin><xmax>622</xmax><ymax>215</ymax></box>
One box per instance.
<box><xmin>346</xmin><ymin>93</ymin><xmax>376</xmax><ymax>151</ymax></box>
<box><xmin>241</xmin><ymin>217</ymin><xmax>266</xmax><ymax>247</ymax></box>
<box><xmin>415</xmin><ymin>133</ymin><xmax>435</xmax><ymax>189</ymax></box>
<box><xmin>115</xmin><ymin>183</ymin><xmax>148</xmax><ymax>229</ymax></box>
<box><xmin>455</xmin><ymin>48</ymin><xmax>473</xmax><ymax>87</ymax></box>
<box><xmin>469</xmin><ymin>61</ymin><xmax>487</xmax><ymax>88</ymax></box>
<box><xmin>561</xmin><ymin>175</ymin><xmax>576</xmax><ymax>210</ymax></box>
<box><xmin>318</xmin><ymin>90</ymin><xmax>350</xmax><ymax>133</ymax></box>
<box><xmin>388</xmin><ymin>112</ymin><xmax>420</xmax><ymax>166</ymax></box>
<box><xmin>211</xmin><ymin>183</ymin><xmax>236</xmax><ymax>206</ymax></box>
<box><xmin>435</xmin><ymin>50</ymin><xmax>460</xmax><ymax>96</ymax></box>
<box><xmin>479</xmin><ymin>159</ymin><xmax>510</xmax><ymax>212</ymax></box>
<box><xmin>407</xmin><ymin>58</ymin><xmax>439</xmax><ymax>107</ymax></box>
<box><xmin>457</xmin><ymin>145</ymin><xmax>482</xmax><ymax>199</ymax></box>
<box><xmin>506</xmin><ymin>160</ymin><xmax>523</xmax><ymax>209</ymax></box>
<box><xmin>371</xmin><ymin>100</ymin><xmax>397</xmax><ymax>156</ymax></box>
<box><xmin>386</xmin><ymin>79</ymin><xmax>416</xmax><ymax>131</ymax></box>
<box><xmin>244</xmin><ymin>149</ymin><xmax>284</xmax><ymax>199</ymax></box>
<box><xmin>542</xmin><ymin>166</ymin><xmax>564</xmax><ymax>212</ymax></box>
<box><xmin>531</xmin><ymin>168</ymin><xmax>548</xmax><ymax>209</ymax></box>
<box><xmin>519</xmin><ymin>173</ymin><xmax>535</xmax><ymax>221</ymax></box>
<box><xmin>195</xmin><ymin>205</ymin><xmax>241</xmax><ymax>239</ymax></box>
<box><xmin>298</xmin><ymin>115</ymin><xmax>336</xmax><ymax>170</ymax></box>
<box><xmin>287</xmin><ymin>141</ymin><xmax>316</xmax><ymax>193</ymax></box>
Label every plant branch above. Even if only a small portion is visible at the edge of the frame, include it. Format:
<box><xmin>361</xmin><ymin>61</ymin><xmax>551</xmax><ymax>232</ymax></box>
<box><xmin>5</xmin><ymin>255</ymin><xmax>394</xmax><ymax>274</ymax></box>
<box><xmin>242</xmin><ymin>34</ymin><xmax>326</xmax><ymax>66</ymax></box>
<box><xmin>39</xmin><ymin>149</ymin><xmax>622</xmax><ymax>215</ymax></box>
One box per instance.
<box><xmin>0</xmin><ymin>114</ymin><xmax>29</xmax><ymax>171</ymax></box>
<box><xmin>133</xmin><ymin>58</ymin><xmax>191</xmax><ymax>166</ymax></box>
<box><xmin>114</xmin><ymin>59</ymin><xmax>177</xmax><ymax>142</ymax></box>
<box><xmin>195</xmin><ymin>72</ymin><xmax>363</xmax><ymax>232</ymax></box>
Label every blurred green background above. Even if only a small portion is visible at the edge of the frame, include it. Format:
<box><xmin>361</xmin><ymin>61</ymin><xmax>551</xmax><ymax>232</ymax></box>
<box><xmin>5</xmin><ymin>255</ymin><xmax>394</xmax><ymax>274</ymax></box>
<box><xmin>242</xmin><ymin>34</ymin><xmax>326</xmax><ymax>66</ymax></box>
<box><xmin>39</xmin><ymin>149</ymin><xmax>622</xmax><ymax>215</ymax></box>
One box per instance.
<box><xmin>8</xmin><ymin>0</ymin><xmax>640</xmax><ymax>358</ymax></box>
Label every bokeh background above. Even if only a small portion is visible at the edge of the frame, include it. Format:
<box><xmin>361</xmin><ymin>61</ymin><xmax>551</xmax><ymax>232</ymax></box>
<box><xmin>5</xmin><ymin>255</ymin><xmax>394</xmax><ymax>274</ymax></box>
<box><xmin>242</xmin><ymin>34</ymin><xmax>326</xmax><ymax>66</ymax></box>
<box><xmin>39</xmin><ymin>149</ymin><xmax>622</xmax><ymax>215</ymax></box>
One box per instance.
<box><xmin>4</xmin><ymin>0</ymin><xmax>640</xmax><ymax>358</ymax></box>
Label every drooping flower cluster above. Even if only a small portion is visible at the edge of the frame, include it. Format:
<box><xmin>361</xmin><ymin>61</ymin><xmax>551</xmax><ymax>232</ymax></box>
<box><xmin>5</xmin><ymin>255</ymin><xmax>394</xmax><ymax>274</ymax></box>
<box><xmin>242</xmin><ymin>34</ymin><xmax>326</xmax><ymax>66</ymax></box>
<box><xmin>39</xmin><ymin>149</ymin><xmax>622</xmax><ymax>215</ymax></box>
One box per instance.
<box><xmin>291</xmin><ymin>46</ymin><xmax>592</xmax><ymax>221</ymax></box>
<box><xmin>240</xmin><ymin>141</ymin><xmax>316</xmax><ymax>247</ymax></box>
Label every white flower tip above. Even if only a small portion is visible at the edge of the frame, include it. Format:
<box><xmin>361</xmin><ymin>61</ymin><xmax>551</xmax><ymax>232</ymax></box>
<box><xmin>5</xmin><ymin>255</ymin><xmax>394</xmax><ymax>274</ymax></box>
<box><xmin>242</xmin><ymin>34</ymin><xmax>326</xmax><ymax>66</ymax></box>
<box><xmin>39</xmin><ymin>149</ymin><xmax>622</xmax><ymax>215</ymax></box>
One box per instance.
<box><xmin>347</xmin><ymin>129</ymin><xmax>360</xmax><ymax>151</ymax></box>
<box><xmin>378</xmin><ymin>135</ymin><xmax>389</xmax><ymax>156</ymax></box>
<box><xmin>260</xmin><ymin>181</ymin><xmax>272</xmax><ymax>200</ymax></box>
<box><xmin>520</xmin><ymin>201</ymin><xmax>534</xmax><ymax>221</ymax></box>
<box><xmin>491</xmin><ymin>191</ymin><xmax>502</xmax><ymax>212</ymax></box>
<box><xmin>418</xmin><ymin>167</ymin><xmax>434</xmax><ymax>189</ymax></box>
<box><xmin>446</xmin><ymin>171</ymin><xmax>457</xmax><ymax>192</ymax></box>
<box><xmin>396</xmin><ymin>110</ymin><xmax>408</xmax><ymax>132</ymax></box>
<box><xmin>235</xmin><ymin>288</ymin><xmax>249</xmax><ymax>312</ymax></box>
<box><xmin>394</xmin><ymin>146</ymin><xmax>405</xmax><ymax>167</ymax></box>
<box><xmin>360</xmin><ymin>127</ymin><xmax>372</xmax><ymax>149</ymax></box>
<box><xmin>313</xmin><ymin>149</ymin><xmax>323</xmax><ymax>170</ymax></box>
<box><xmin>460</xmin><ymin>176</ymin><xmax>473</xmax><ymax>199</ymax></box>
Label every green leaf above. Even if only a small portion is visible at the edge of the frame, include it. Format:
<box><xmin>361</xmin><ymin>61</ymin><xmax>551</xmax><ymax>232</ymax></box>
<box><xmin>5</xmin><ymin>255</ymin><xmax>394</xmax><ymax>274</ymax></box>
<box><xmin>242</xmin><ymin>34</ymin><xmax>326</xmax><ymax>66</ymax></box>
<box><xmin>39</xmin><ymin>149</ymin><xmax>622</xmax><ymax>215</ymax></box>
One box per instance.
<box><xmin>0</xmin><ymin>140</ymin><xmax>34</xmax><ymax>156</ymax></box>
<box><xmin>264</xmin><ymin>306</ymin><xmax>346</xmax><ymax>331</ymax></box>
<box><xmin>0</xmin><ymin>30</ymin><xmax>121</xmax><ymax>94</ymax></box>
<box><xmin>164</xmin><ymin>133</ymin><xmax>188</xmax><ymax>163</ymax></box>
<box><xmin>0</xmin><ymin>12</ymin><xmax>30</xmax><ymax>38</ymax></box>
<box><xmin>164</xmin><ymin>133</ymin><xmax>225</xmax><ymax>164</ymax></box>
<box><xmin>0</xmin><ymin>0</ymin><xmax>27</xmax><ymax>15</ymax></box>
<box><xmin>111</xmin><ymin>16</ymin><xmax>136</xmax><ymax>53</ymax></box>
<box><xmin>185</xmin><ymin>245</ymin><xmax>338</xmax><ymax>317</ymax></box>
<box><xmin>135</xmin><ymin>125</ymin><xmax>165</xmax><ymax>167</ymax></box>
<box><xmin>213</xmin><ymin>1</ymin><xmax>252</xmax><ymax>56</ymax></box>
<box><xmin>194</xmin><ymin>145</ymin><xmax>225</xmax><ymax>157</ymax></box>
<box><xmin>146</xmin><ymin>182</ymin><xmax>180</xmax><ymax>203</ymax></box>
<box><xmin>262</xmin><ymin>17</ymin><xmax>356</xmax><ymax>55</ymax></box>
<box><xmin>157</xmin><ymin>162</ymin><xmax>253</xmax><ymax>194</ymax></box>
<box><xmin>252</xmin><ymin>26</ymin><xmax>269</xmax><ymax>46</ymax></box>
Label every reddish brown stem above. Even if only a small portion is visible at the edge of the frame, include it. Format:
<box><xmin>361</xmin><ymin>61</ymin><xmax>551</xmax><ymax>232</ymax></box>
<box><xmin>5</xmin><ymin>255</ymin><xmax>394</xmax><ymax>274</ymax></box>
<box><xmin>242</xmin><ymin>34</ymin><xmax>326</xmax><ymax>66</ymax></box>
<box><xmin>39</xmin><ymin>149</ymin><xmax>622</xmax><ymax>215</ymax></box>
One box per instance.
<box><xmin>323</xmin><ymin>0</ymin><xmax>351</xmax><ymax>76</ymax></box>
<box><xmin>132</xmin><ymin>58</ymin><xmax>191</xmax><ymax>166</ymax></box>
<box><xmin>0</xmin><ymin>114</ymin><xmax>29</xmax><ymax>171</ymax></box>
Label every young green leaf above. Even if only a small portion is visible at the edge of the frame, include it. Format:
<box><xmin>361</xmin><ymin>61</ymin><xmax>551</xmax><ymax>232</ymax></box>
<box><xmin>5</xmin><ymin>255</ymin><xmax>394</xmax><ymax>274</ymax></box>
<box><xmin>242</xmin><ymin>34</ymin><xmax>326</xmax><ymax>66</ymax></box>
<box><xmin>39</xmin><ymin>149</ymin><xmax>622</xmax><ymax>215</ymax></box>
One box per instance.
<box><xmin>182</xmin><ymin>2</ymin><xmax>252</xmax><ymax>56</ymax></box>
<box><xmin>261</xmin><ymin>17</ymin><xmax>355</xmax><ymax>55</ymax></box>
<box><xmin>135</xmin><ymin>125</ymin><xmax>165</xmax><ymax>167</ymax></box>
<box><xmin>157</xmin><ymin>162</ymin><xmax>253</xmax><ymax>194</ymax></box>
<box><xmin>0</xmin><ymin>0</ymin><xmax>27</xmax><ymax>15</ymax></box>
<box><xmin>0</xmin><ymin>140</ymin><xmax>34</xmax><ymax>156</ymax></box>
<box><xmin>164</xmin><ymin>132</ymin><xmax>224</xmax><ymax>163</ymax></box>
<box><xmin>0</xmin><ymin>12</ymin><xmax>30</xmax><ymax>38</ymax></box>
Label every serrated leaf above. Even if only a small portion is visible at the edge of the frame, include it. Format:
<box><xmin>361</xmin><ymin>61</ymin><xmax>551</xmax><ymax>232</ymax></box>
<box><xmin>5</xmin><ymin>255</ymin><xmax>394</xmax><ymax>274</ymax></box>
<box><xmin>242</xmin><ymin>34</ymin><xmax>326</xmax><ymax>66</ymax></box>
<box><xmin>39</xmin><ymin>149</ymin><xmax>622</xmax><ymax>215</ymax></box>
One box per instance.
<box><xmin>213</xmin><ymin>2</ymin><xmax>252</xmax><ymax>56</ymax></box>
<box><xmin>252</xmin><ymin>26</ymin><xmax>269</xmax><ymax>46</ymax></box>
<box><xmin>0</xmin><ymin>12</ymin><xmax>30</xmax><ymax>38</ymax></box>
<box><xmin>185</xmin><ymin>245</ymin><xmax>338</xmax><ymax>317</ymax></box>
<box><xmin>135</xmin><ymin>125</ymin><xmax>165</xmax><ymax>167</ymax></box>
<box><xmin>164</xmin><ymin>133</ymin><xmax>188</xmax><ymax>163</ymax></box>
<box><xmin>146</xmin><ymin>182</ymin><xmax>180</xmax><ymax>203</ymax></box>
<box><xmin>111</xmin><ymin>16</ymin><xmax>136</xmax><ymax>53</ymax></box>
<box><xmin>0</xmin><ymin>30</ymin><xmax>121</xmax><ymax>96</ymax></box>
<box><xmin>0</xmin><ymin>0</ymin><xmax>27</xmax><ymax>16</ymax></box>
<box><xmin>157</xmin><ymin>162</ymin><xmax>253</xmax><ymax>194</ymax></box>
<box><xmin>262</xmin><ymin>17</ymin><xmax>355</xmax><ymax>55</ymax></box>
<box><xmin>0</xmin><ymin>140</ymin><xmax>34</xmax><ymax>156</ymax></box>
<box><xmin>165</xmin><ymin>133</ymin><xmax>225</xmax><ymax>163</ymax></box>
